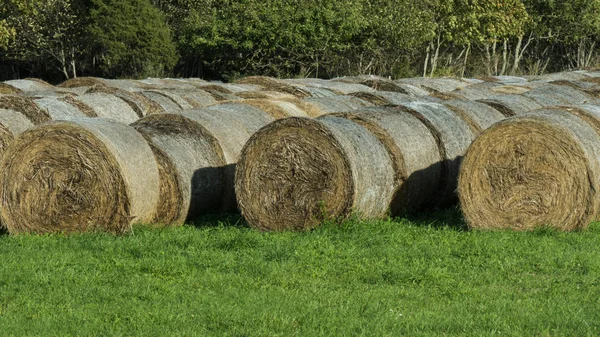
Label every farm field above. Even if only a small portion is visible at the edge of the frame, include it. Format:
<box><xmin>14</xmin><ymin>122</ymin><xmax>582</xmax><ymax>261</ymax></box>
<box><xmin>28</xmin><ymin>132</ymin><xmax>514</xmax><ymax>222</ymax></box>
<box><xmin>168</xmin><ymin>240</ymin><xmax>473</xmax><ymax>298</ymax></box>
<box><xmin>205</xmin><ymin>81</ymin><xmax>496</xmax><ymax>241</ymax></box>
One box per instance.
<box><xmin>1</xmin><ymin>210</ymin><xmax>599</xmax><ymax>336</ymax></box>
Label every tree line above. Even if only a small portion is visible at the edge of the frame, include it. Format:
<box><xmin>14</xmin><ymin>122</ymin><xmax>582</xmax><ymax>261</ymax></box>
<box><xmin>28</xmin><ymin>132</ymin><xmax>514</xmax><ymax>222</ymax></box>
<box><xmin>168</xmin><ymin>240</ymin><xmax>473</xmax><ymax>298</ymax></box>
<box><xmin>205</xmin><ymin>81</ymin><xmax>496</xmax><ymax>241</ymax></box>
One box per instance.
<box><xmin>1</xmin><ymin>0</ymin><xmax>600</xmax><ymax>83</ymax></box>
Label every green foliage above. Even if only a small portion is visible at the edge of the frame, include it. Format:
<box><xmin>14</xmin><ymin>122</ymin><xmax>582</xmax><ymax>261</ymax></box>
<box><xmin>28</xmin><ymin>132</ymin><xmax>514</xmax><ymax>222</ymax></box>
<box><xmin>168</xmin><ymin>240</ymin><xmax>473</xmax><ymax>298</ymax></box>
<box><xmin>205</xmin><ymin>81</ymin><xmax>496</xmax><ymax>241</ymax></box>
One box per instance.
<box><xmin>1</xmin><ymin>213</ymin><xmax>600</xmax><ymax>335</ymax></box>
<box><xmin>87</xmin><ymin>0</ymin><xmax>178</xmax><ymax>78</ymax></box>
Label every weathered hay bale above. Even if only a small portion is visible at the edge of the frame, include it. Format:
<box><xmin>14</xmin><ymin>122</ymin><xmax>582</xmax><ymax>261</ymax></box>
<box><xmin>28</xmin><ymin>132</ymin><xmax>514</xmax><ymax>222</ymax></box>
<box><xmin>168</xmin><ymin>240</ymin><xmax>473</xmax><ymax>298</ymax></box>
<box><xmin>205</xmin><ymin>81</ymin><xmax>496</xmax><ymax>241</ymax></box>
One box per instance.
<box><xmin>477</xmin><ymin>75</ymin><xmax>528</xmax><ymax>84</ymax></box>
<box><xmin>143</xmin><ymin>89</ymin><xmax>217</xmax><ymax>109</ymax></box>
<box><xmin>478</xmin><ymin>94</ymin><xmax>542</xmax><ymax>116</ymax></box>
<box><xmin>137</xmin><ymin>78</ymin><xmax>200</xmax><ymax>90</ymax></box>
<box><xmin>202</xmin><ymin>82</ymin><xmax>264</xmax><ymax>93</ymax></box>
<box><xmin>0</xmin><ymin>95</ymin><xmax>52</xmax><ymax>124</ymax></box>
<box><xmin>391</xmin><ymin>83</ymin><xmax>432</xmax><ymax>96</ymax></box>
<box><xmin>235</xmin><ymin>91</ymin><xmax>296</xmax><ymax>100</ymax></box>
<box><xmin>526</xmin><ymin>71</ymin><xmax>589</xmax><ymax>82</ymax></box>
<box><xmin>60</xmin><ymin>77</ymin><xmax>157</xmax><ymax>91</ymax></box>
<box><xmin>302</xmin><ymin>96</ymin><xmax>374</xmax><ymax>114</ymax></box>
<box><xmin>70</xmin><ymin>93</ymin><xmax>140</xmax><ymax>124</ymax></box>
<box><xmin>23</xmin><ymin>89</ymin><xmax>80</xmax><ymax>98</ymax></box>
<box><xmin>59</xmin><ymin>77</ymin><xmax>108</xmax><ymax>88</ymax></box>
<box><xmin>0</xmin><ymin>109</ymin><xmax>35</xmax><ymax>153</ymax></box>
<box><xmin>0</xmin><ymin>83</ymin><xmax>23</xmax><ymax>95</ymax></box>
<box><xmin>0</xmin><ymin>118</ymin><xmax>160</xmax><ymax>234</ymax></box>
<box><xmin>284</xmin><ymin>78</ymin><xmax>376</xmax><ymax>94</ymax></box>
<box><xmin>140</xmin><ymin>91</ymin><xmax>184</xmax><ymax>112</ymax></box>
<box><xmin>86</xmin><ymin>85</ymin><xmax>165</xmax><ymax>116</ymax></box>
<box><xmin>132</xmin><ymin>114</ymin><xmax>226</xmax><ymax>225</ymax></box>
<box><xmin>33</xmin><ymin>97</ymin><xmax>94</xmax><ymax>120</ymax></box>
<box><xmin>398</xmin><ymin>77</ymin><xmax>469</xmax><ymax>93</ymax></box>
<box><xmin>459</xmin><ymin>107</ymin><xmax>600</xmax><ymax>231</ymax></box>
<box><xmin>451</xmin><ymin>82</ymin><xmax>505</xmax><ymax>100</ymax></box>
<box><xmin>398</xmin><ymin>102</ymin><xmax>476</xmax><ymax>206</ymax></box>
<box><xmin>333</xmin><ymin>75</ymin><xmax>408</xmax><ymax>93</ymax></box>
<box><xmin>235</xmin><ymin>76</ymin><xmax>312</xmax><ymax>98</ymax></box>
<box><xmin>527</xmin><ymin>83</ymin><xmax>599</xmax><ymax>105</ymax></box>
<box><xmin>236</xmin><ymin>115</ymin><xmax>395</xmax><ymax>231</ymax></box>
<box><xmin>442</xmin><ymin>99</ymin><xmax>507</xmax><ymax>132</ymax></box>
<box><xmin>335</xmin><ymin>107</ymin><xmax>442</xmax><ymax>213</ymax></box>
<box><xmin>490</xmin><ymin>84</ymin><xmax>532</xmax><ymax>95</ymax></box>
<box><xmin>4</xmin><ymin>78</ymin><xmax>53</xmax><ymax>92</ymax></box>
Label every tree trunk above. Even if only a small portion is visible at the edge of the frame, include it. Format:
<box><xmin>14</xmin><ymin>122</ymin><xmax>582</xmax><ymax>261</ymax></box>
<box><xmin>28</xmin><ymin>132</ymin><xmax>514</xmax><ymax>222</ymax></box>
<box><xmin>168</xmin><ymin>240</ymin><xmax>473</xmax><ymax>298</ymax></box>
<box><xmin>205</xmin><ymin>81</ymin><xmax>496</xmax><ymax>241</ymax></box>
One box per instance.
<box><xmin>423</xmin><ymin>42</ymin><xmax>431</xmax><ymax>78</ymax></box>
<box><xmin>500</xmin><ymin>39</ymin><xmax>508</xmax><ymax>75</ymax></box>
<box><xmin>511</xmin><ymin>35</ymin><xmax>523</xmax><ymax>75</ymax></box>
<box><xmin>461</xmin><ymin>43</ymin><xmax>470</xmax><ymax>78</ymax></box>
<box><xmin>430</xmin><ymin>35</ymin><xmax>441</xmax><ymax>77</ymax></box>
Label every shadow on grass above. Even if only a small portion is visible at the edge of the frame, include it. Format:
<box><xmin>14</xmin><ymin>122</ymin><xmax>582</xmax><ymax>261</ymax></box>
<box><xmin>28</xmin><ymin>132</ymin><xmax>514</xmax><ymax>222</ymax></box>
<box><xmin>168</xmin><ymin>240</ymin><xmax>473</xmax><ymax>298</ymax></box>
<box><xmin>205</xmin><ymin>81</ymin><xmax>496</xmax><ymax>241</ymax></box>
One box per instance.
<box><xmin>187</xmin><ymin>213</ymin><xmax>249</xmax><ymax>229</ymax></box>
<box><xmin>397</xmin><ymin>206</ymin><xmax>468</xmax><ymax>231</ymax></box>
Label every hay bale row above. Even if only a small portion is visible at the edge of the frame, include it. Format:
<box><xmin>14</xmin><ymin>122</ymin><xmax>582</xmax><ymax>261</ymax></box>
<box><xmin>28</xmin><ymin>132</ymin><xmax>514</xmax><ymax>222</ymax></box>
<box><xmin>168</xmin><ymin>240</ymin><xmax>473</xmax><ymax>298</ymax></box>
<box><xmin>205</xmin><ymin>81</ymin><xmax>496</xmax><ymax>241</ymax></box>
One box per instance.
<box><xmin>459</xmin><ymin>106</ymin><xmax>600</xmax><ymax>231</ymax></box>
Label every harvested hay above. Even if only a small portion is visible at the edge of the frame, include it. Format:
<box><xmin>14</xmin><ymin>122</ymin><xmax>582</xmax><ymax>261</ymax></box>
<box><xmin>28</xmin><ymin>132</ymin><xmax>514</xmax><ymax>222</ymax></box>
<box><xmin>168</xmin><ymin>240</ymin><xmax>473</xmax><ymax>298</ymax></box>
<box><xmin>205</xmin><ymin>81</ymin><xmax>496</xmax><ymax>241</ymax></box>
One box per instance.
<box><xmin>478</xmin><ymin>95</ymin><xmax>542</xmax><ymax>117</ymax></box>
<box><xmin>59</xmin><ymin>77</ymin><xmax>108</xmax><ymax>88</ymax></box>
<box><xmin>71</xmin><ymin>93</ymin><xmax>140</xmax><ymax>124</ymax></box>
<box><xmin>0</xmin><ymin>118</ymin><xmax>160</xmax><ymax>234</ymax></box>
<box><xmin>182</xmin><ymin>103</ymin><xmax>276</xmax><ymax>212</ymax></box>
<box><xmin>0</xmin><ymin>83</ymin><xmax>23</xmax><ymax>95</ymax></box>
<box><xmin>336</xmin><ymin>107</ymin><xmax>442</xmax><ymax>213</ymax></box>
<box><xmin>0</xmin><ymin>95</ymin><xmax>52</xmax><ymax>124</ymax></box>
<box><xmin>397</xmin><ymin>77</ymin><xmax>468</xmax><ymax>93</ymax></box>
<box><xmin>0</xmin><ymin>109</ymin><xmax>35</xmax><ymax>153</ymax></box>
<box><xmin>284</xmin><ymin>78</ymin><xmax>375</xmax><ymax>94</ymax></box>
<box><xmin>132</xmin><ymin>114</ymin><xmax>227</xmax><ymax>225</ymax></box>
<box><xmin>524</xmin><ymin>83</ymin><xmax>598</xmax><ymax>105</ymax></box>
<box><xmin>86</xmin><ymin>85</ymin><xmax>165</xmax><ymax>116</ymax></box>
<box><xmin>442</xmin><ymin>99</ymin><xmax>507</xmax><ymax>132</ymax></box>
<box><xmin>490</xmin><ymin>85</ymin><xmax>531</xmax><ymax>95</ymax></box>
<box><xmin>451</xmin><ymin>82</ymin><xmax>504</xmax><ymax>100</ymax></box>
<box><xmin>398</xmin><ymin>102</ymin><xmax>476</xmax><ymax>206</ymax></box>
<box><xmin>458</xmin><ymin>108</ymin><xmax>600</xmax><ymax>231</ymax></box>
<box><xmin>349</xmin><ymin>92</ymin><xmax>397</xmax><ymax>106</ymax></box>
<box><xmin>33</xmin><ymin>97</ymin><xmax>94</xmax><ymax>119</ymax></box>
<box><xmin>4</xmin><ymin>79</ymin><xmax>53</xmax><ymax>91</ymax></box>
<box><xmin>302</xmin><ymin>96</ymin><xmax>374</xmax><ymax>114</ymax></box>
<box><xmin>140</xmin><ymin>91</ymin><xmax>184</xmax><ymax>112</ymax></box>
<box><xmin>334</xmin><ymin>76</ymin><xmax>408</xmax><ymax>93</ymax></box>
<box><xmin>235</xmin><ymin>76</ymin><xmax>312</xmax><ymax>98</ymax></box>
<box><xmin>235</xmin><ymin>115</ymin><xmax>395</xmax><ymax>231</ymax></box>
<box><xmin>235</xmin><ymin>91</ymin><xmax>297</xmax><ymax>100</ymax></box>
<box><xmin>227</xmin><ymin>99</ymin><xmax>310</xmax><ymax>119</ymax></box>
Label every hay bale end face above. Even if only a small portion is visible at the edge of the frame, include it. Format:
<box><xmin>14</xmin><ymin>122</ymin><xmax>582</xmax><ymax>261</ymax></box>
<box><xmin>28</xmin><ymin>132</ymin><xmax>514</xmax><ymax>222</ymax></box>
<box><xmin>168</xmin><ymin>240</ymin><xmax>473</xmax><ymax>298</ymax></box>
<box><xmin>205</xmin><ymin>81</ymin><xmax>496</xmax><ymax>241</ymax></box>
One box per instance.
<box><xmin>0</xmin><ymin>95</ymin><xmax>52</xmax><ymax>125</ymax></box>
<box><xmin>0</xmin><ymin>118</ymin><xmax>159</xmax><ymax>234</ymax></box>
<box><xmin>459</xmin><ymin>108</ymin><xmax>600</xmax><ymax>231</ymax></box>
<box><xmin>236</xmin><ymin>116</ymin><xmax>395</xmax><ymax>231</ymax></box>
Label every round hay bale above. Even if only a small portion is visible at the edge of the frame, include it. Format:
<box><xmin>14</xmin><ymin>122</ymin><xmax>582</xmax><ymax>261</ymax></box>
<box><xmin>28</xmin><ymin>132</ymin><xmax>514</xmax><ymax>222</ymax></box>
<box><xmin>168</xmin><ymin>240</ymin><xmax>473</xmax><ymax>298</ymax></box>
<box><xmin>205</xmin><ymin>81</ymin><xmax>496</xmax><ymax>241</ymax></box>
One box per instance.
<box><xmin>132</xmin><ymin>114</ymin><xmax>226</xmax><ymax>225</ymax></box>
<box><xmin>335</xmin><ymin>107</ymin><xmax>442</xmax><ymax>213</ymax></box>
<box><xmin>442</xmin><ymin>99</ymin><xmax>507</xmax><ymax>132</ymax></box>
<box><xmin>226</xmin><ymin>99</ymin><xmax>312</xmax><ymax>119</ymax></box>
<box><xmin>334</xmin><ymin>75</ymin><xmax>408</xmax><ymax>93</ymax></box>
<box><xmin>235</xmin><ymin>91</ymin><xmax>297</xmax><ymax>100</ymax></box>
<box><xmin>0</xmin><ymin>109</ymin><xmax>35</xmax><ymax>153</ymax></box>
<box><xmin>184</xmin><ymin>103</ymin><xmax>277</xmax><ymax>212</ymax></box>
<box><xmin>86</xmin><ymin>85</ymin><xmax>165</xmax><ymax>116</ymax></box>
<box><xmin>459</xmin><ymin>108</ymin><xmax>600</xmax><ymax>231</ymax></box>
<box><xmin>398</xmin><ymin>102</ymin><xmax>476</xmax><ymax>206</ymax></box>
<box><xmin>284</xmin><ymin>78</ymin><xmax>375</xmax><ymax>94</ymax></box>
<box><xmin>140</xmin><ymin>91</ymin><xmax>184</xmax><ymax>112</ymax></box>
<box><xmin>526</xmin><ymin>83</ymin><xmax>598</xmax><ymax>105</ymax></box>
<box><xmin>490</xmin><ymin>84</ymin><xmax>532</xmax><ymax>95</ymax></box>
<box><xmin>4</xmin><ymin>79</ymin><xmax>53</xmax><ymax>92</ymax></box>
<box><xmin>236</xmin><ymin>115</ymin><xmax>395</xmax><ymax>231</ymax></box>
<box><xmin>0</xmin><ymin>83</ymin><xmax>23</xmax><ymax>95</ymax></box>
<box><xmin>0</xmin><ymin>95</ymin><xmax>52</xmax><ymax>124</ymax></box>
<box><xmin>397</xmin><ymin>77</ymin><xmax>468</xmax><ymax>93</ymax></box>
<box><xmin>393</xmin><ymin>83</ymin><xmax>431</xmax><ymax>96</ymax></box>
<box><xmin>451</xmin><ymin>82</ymin><xmax>504</xmax><ymax>100</ymax></box>
<box><xmin>33</xmin><ymin>96</ymin><xmax>94</xmax><ymax>120</ymax></box>
<box><xmin>0</xmin><ymin>118</ymin><xmax>160</xmax><ymax>234</ymax></box>
<box><xmin>71</xmin><ymin>93</ymin><xmax>140</xmax><ymax>124</ymax></box>
<box><xmin>478</xmin><ymin>94</ymin><xmax>542</xmax><ymax>117</ymax></box>
<box><xmin>234</xmin><ymin>76</ymin><xmax>312</xmax><ymax>98</ymax></box>
<box><xmin>302</xmin><ymin>96</ymin><xmax>374</xmax><ymax>114</ymax></box>
<box><xmin>59</xmin><ymin>77</ymin><xmax>107</xmax><ymax>88</ymax></box>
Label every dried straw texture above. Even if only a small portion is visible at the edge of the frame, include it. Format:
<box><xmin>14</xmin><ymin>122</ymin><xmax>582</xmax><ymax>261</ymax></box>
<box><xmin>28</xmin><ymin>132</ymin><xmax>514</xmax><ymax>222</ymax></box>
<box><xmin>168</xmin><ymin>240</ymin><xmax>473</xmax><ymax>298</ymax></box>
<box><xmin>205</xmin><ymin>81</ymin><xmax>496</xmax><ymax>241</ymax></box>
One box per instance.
<box><xmin>333</xmin><ymin>75</ymin><xmax>409</xmax><ymax>92</ymax></box>
<box><xmin>86</xmin><ymin>85</ymin><xmax>165</xmax><ymax>116</ymax></box>
<box><xmin>443</xmin><ymin>99</ymin><xmax>507</xmax><ymax>132</ymax></box>
<box><xmin>140</xmin><ymin>91</ymin><xmax>184</xmax><ymax>112</ymax></box>
<box><xmin>451</xmin><ymin>82</ymin><xmax>504</xmax><ymax>100</ymax></box>
<box><xmin>459</xmin><ymin>108</ymin><xmax>600</xmax><ymax>231</ymax></box>
<box><xmin>33</xmin><ymin>97</ymin><xmax>92</xmax><ymax>120</ymax></box>
<box><xmin>0</xmin><ymin>118</ymin><xmax>160</xmax><ymax>234</ymax></box>
<box><xmin>284</xmin><ymin>78</ymin><xmax>375</xmax><ymax>94</ymax></box>
<box><xmin>399</xmin><ymin>102</ymin><xmax>476</xmax><ymax>206</ymax></box>
<box><xmin>72</xmin><ymin>93</ymin><xmax>140</xmax><ymax>124</ymax></box>
<box><xmin>397</xmin><ymin>77</ymin><xmax>468</xmax><ymax>93</ymax></box>
<box><xmin>302</xmin><ymin>96</ymin><xmax>374</xmax><ymax>114</ymax></box>
<box><xmin>0</xmin><ymin>109</ymin><xmax>35</xmax><ymax>153</ymax></box>
<box><xmin>236</xmin><ymin>116</ymin><xmax>395</xmax><ymax>231</ymax></box>
<box><xmin>235</xmin><ymin>76</ymin><xmax>311</xmax><ymax>98</ymax></box>
<box><xmin>235</xmin><ymin>91</ymin><xmax>297</xmax><ymax>100</ymax></box>
<box><xmin>392</xmin><ymin>83</ymin><xmax>431</xmax><ymax>96</ymax></box>
<box><xmin>0</xmin><ymin>83</ymin><xmax>23</xmax><ymax>95</ymax></box>
<box><xmin>184</xmin><ymin>103</ymin><xmax>277</xmax><ymax>211</ymax></box>
<box><xmin>224</xmin><ymin>99</ymin><xmax>314</xmax><ymax>119</ymax></box>
<box><xmin>524</xmin><ymin>83</ymin><xmax>598</xmax><ymax>105</ymax></box>
<box><xmin>336</xmin><ymin>107</ymin><xmax>442</xmax><ymax>213</ymax></box>
<box><xmin>137</xmin><ymin>78</ymin><xmax>199</xmax><ymax>90</ymax></box>
<box><xmin>478</xmin><ymin>94</ymin><xmax>542</xmax><ymax>116</ymax></box>
<box><xmin>132</xmin><ymin>114</ymin><xmax>226</xmax><ymax>225</ymax></box>
<box><xmin>4</xmin><ymin>79</ymin><xmax>53</xmax><ymax>91</ymax></box>
<box><xmin>0</xmin><ymin>95</ymin><xmax>52</xmax><ymax>124</ymax></box>
<box><xmin>59</xmin><ymin>77</ymin><xmax>108</xmax><ymax>88</ymax></box>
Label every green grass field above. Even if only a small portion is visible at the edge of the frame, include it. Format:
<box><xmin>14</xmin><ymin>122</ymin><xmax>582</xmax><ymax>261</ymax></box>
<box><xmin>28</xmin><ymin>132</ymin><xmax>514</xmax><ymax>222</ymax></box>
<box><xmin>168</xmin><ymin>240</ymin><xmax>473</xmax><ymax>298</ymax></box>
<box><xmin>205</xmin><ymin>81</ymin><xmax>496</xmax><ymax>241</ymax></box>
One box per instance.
<box><xmin>1</xmin><ymin>209</ymin><xmax>599</xmax><ymax>336</ymax></box>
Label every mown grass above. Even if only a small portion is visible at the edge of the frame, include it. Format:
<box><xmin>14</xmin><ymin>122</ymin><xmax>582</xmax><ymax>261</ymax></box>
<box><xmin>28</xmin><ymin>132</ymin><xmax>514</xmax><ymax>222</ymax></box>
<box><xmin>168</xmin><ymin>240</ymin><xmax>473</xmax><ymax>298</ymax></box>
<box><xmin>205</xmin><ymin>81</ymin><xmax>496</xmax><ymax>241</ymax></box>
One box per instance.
<box><xmin>1</xmin><ymin>208</ymin><xmax>599</xmax><ymax>336</ymax></box>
